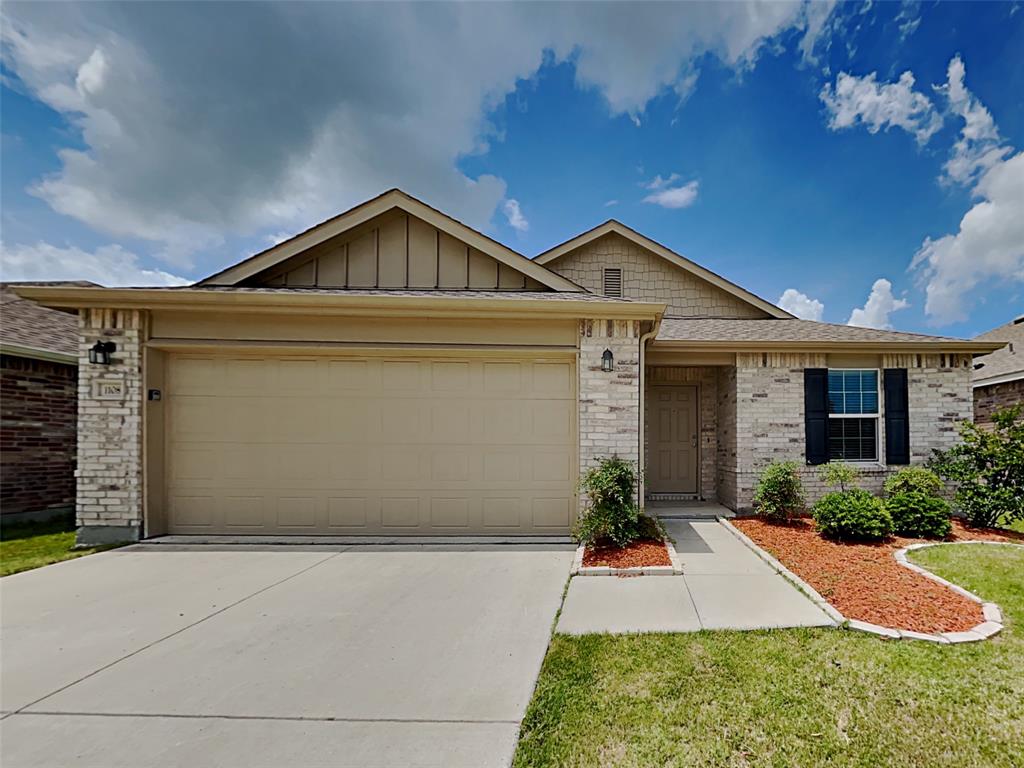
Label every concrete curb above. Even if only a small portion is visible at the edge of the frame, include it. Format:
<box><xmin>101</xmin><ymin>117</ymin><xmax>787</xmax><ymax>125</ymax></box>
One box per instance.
<box><xmin>723</xmin><ymin>518</ymin><xmax>1019</xmax><ymax>644</ymax></box>
<box><xmin>717</xmin><ymin>517</ymin><xmax>843</xmax><ymax>625</ymax></box>
<box><xmin>570</xmin><ymin>538</ymin><xmax>684</xmax><ymax>576</ymax></box>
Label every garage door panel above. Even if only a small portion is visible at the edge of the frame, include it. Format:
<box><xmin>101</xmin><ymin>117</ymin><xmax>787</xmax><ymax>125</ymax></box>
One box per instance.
<box><xmin>166</xmin><ymin>353</ymin><xmax>575</xmax><ymax>535</ymax></box>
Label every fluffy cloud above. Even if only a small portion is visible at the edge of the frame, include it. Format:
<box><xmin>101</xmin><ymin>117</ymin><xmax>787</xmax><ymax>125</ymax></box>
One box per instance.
<box><xmin>0</xmin><ymin>2</ymin><xmax>835</xmax><ymax>272</ymax></box>
<box><xmin>847</xmin><ymin>278</ymin><xmax>910</xmax><ymax>329</ymax></box>
<box><xmin>910</xmin><ymin>151</ymin><xmax>1024</xmax><ymax>324</ymax></box>
<box><xmin>820</xmin><ymin>70</ymin><xmax>942</xmax><ymax>144</ymax></box>
<box><xmin>0</xmin><ymin>242</ymin><xmax>191</xmax><ymax>286</ymax></box>
<box><xmin>502</xmin><ymin>199</ymin><xmax>529</xmax><ymax>233</ymax></box>
<box><xmin>643</xmin><ymin>180</ymin><xmax>700</xmax><ymax>209</ymax></box>
<box><xmin>777</xmin><ymin>288</ymin><xmax>824</xmax><ymax>321</ymax></box>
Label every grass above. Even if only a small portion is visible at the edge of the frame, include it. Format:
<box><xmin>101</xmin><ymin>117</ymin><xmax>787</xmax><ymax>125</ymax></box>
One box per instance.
<box><xmin>514</xmin><ymin>543</ymin><xmax>1024</xmax><ymax>768</ymax></box>
<box><xmin>0</xmin><ymin>515</ymin><xmax>122</xmax><ymax>577</ymax></box>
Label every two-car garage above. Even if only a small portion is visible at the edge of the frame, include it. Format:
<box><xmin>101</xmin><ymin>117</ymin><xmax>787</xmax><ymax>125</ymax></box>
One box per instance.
<box><xmin>162</xmin><ymin>351</ymin><xmax>577</xmax><ymax>536</ymax></box>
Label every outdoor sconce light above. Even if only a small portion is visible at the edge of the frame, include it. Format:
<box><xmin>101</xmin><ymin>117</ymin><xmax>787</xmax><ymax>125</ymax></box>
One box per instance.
<box><xmin>601</xmin><ymin>348</ymin><xmax>614</xmax><ymax>373</ymax></box>
<box><xmin>88</xmin><ymin>341</ymin><xmax>116</xmax><ymax>365</ymax></box>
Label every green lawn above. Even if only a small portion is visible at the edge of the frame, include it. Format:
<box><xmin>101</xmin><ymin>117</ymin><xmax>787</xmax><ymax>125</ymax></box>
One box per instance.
<box><xmin>0</xmin><ymin>515</ymin><xmax>122</xmax><ymax>577</ymax></box>
<box><xmin>514</xmin><ymin>543</ymin><xmax>1024</xmax><ymax>768</ymax></box>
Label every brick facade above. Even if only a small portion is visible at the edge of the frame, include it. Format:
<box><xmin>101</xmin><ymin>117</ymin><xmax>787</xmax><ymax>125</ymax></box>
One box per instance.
<box><xmin>0</xmin><ymin>354</ymin><xmax>77</xmax><ymax>517</ymax></box>
<box><xmin>729</xmin><ymin>352</ymin><xmax>973</xmax><ymax>511</ymax></box>
<box><xmin>76</xmin><ymin>309</ymin><xmax>147</xmax><ymax>544</ymax></box>
<box><xmin>548</xmin><ymin>233</ymin><xmax>769</xmax><ymax>318</ymax></box>
<box><xmin>974</xmin><ymin>379</ymin><xmax>1024</xmax><ymax>424</ymax></box>
<box><xmin>578</xmin><ymin>319</ymin><xmax>642</xmax><ymax>507</ymax></box>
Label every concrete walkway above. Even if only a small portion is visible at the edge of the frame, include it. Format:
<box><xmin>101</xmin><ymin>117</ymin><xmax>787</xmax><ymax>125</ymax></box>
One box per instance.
<box><xmin>557</xmin><ymin>519</ymin><xmax>835</xmax><ymax>634</ymax></box>
<box><xmin>1</xmin><ymin>543</ymin><xmax>573</xmax><ymax>768</ymax></box>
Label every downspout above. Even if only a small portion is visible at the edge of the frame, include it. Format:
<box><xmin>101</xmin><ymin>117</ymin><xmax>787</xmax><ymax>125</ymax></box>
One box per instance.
<box><xmin>637</xmin><ymin>313</ymin><xmax>663</xmax><ymax>507</ymax></box>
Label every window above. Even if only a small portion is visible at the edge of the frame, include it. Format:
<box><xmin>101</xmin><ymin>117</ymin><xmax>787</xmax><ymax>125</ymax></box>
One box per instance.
<box><xmin>603</xmin><ymin>268</ymin><xmax>622</xmax><ymax>298</ymax></box>
<box><xmin>827</xmin><ymin>369</ymin><xmax>879</xmax><ymax>461</ymax></box>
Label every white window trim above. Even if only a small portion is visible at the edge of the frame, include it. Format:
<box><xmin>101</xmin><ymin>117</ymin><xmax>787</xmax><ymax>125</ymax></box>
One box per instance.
<box><xmin>827</xmin><ymin>368</ymin><xmax>881</xmax><ymax>463</ymax></box>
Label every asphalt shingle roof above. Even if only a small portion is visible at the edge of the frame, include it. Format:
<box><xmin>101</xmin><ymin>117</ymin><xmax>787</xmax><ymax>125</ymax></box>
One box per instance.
<box><xmin>656</xmin><ymin>317</ymin><xmax>967</xmax><ymax>345</ymax></box>
<box><xmin>973</xmin><ymin>317</ymin><xmax>1024</xmax><ymax>384</ymax></box>
<box><xmin>0</xmin><ymin>282</ymin><xmax>88</xmax><ymax>358</ymax></box>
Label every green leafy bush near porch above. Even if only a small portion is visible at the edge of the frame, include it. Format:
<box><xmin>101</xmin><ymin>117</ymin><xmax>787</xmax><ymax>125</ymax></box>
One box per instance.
<box><xmin>752</xmin><ymin>461</ymin><xmax>805</xmax><ymax>521</ymax></box>
<box><xmin>883</xmin><ymin>467</ymin><xmax>951</xmax><ymax>538</ymax></box>
<box><xmin>574</xmin><ymin>456</ymin><xmax>642</xmax><ymax>547</ymax></box>
<box><xmin>811</xmin><ymin>462</ymin><xmax>892</xmax><ymax>541</ymax></box>
<box><xmin>930</xmin><ymin>405</ymin><xmax>1024</xmax><ymax>529</ymax></box>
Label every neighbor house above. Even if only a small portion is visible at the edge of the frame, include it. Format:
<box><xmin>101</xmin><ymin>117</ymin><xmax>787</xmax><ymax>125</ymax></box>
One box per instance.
<box><xmin>1</xmin><ymin>283</ymin><xmax>84</xmax><ymax>521</ymax></box>
<box><xmin>972</xmin><ymin>317</ymin><xmax>1023</xmax><ymax>425</ymax></box>
<box><xmin>16</xmin><ymin>190</ymin><xmax>1002</xmax><ymax>544</ymax></box>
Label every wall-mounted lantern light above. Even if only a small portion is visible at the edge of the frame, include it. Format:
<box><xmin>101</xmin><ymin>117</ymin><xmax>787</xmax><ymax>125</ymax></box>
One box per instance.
<box><xmin>88</xmin><ymin>341</ymin><xmax>116</xmax><ymax>365</ymax></box>
<box><xmin>601</xmin><ymin>348</ymin><xmax>614</xmax><ymax>373</ymax></box>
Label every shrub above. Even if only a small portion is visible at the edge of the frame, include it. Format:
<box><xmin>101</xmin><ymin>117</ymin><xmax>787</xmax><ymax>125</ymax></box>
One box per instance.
<box><xmin>574</xmin><ymin>456</ymin><xmax>642</xmax><ymax>547</ymax></box>
<box><xmin>883</xmin><ymin>466</ymin><xmax>944</xmax><ymax>497</ymax></box>
<box><xmin>819</xmin><ymin>461</ymin><xmax>860</xmax><ymax>491</ymax></box>
<box><xmin>884</xmin><ymin>491</ymin><xmax>952</xmax><ymax>538</ymax></box>
<box><xmin>753</xmin><ymin>461</ymin><xmax>805</xmax><ymax>521</ymax></box>
<box><xmin>812</xmin><ymin>488</ymin><xmax>893</xmax><ymax>541</ymax></box>
<box><xmin>930</xmin><ymin>405</ymin><xmax>1024</xmax><ymax>529</ymax></box>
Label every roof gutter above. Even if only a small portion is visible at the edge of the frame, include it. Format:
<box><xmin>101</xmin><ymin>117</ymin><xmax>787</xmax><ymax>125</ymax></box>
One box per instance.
<box><xmin>0</xmin><ymin>342</ymin><xmax>77</xmax><ymax>365</ymax></box>
<box><xmin>650</xmin><ymin>339</ymin><xmax>1005</xmax><ymax>354</ymax></box>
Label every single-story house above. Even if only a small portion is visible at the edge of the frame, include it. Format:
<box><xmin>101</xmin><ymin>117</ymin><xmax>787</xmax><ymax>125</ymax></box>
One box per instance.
<box><xmin>16</xmin><ymin>190</ymin><xmax>1003</xmax><ymax>544</ymax></box>
<box><xmin>1</xmin><ymin>283</ymin><xmax>86</xmax><ymax>521</ymax></box>
<box><xmin>972</xmin><ymin>317</ymin><xmax>1023</xmax><ymax>425</ymax></box>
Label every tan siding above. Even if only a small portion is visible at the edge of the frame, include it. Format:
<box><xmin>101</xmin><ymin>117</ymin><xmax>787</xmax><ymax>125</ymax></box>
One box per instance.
<box><xmin>468</xmin><ymin>247</ymin><xmax>498</xmax><ymax>289</ymax></box>
<box><xmin>547</xmin><ymin>232</ymin><xmax>770</xmax><ymax>318</ymax></box>
<box><xmin>438</xmin><ymin>232</ymin><xmax>468</xmax><ymax>288</ymax></box>
<box><xmin>346</xmin><ymin>230</ymin><xmax>377</xmax><ymax>287</ymax></box>
<box><xmin>316</xmin><ymin>244</ymin><xmax>347</xmax><ymax>286</ymax></box>
<box><xmin>407</xmin><ymin>217</ymin><xmax>438</xmax><ymax>288</ymax></box>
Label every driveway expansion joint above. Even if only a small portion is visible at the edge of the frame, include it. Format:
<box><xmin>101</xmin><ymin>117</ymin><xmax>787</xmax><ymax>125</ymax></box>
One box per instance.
<box><xmin>14</xmin><ymin>711</ymin><xmax>520</xmax><ymax>725</ymax></box>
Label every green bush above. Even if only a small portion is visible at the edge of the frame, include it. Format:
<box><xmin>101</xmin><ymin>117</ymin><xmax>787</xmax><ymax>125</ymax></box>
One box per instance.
<box><xmin>930</xmin><ymin>405</ymin><xmax>1024</xmax><ymax>529</ymax></box>
<box><xmin>883</xmin><ymin>466</ymin><xmax>944</xmax><ymax>497</ymax></box>
<box><xmin>884</xmin><ymin>491</ymin><xmax>952</xmax><ymax>538</ymax></box>
<box><xmin>753</xmin><ymin>461</ymin><xmax>805</xmax><ymax>521</ymax></box>
<box><xmin>812</xmin><ymin>489</ymin><xmax>893</xmax><ymax>541</ymax></box>
<box><xmin>574</xmin><ymin>456</ymin><xmax>642</xmax><ymax>546</ymax></box>
<box><xmin>819</xmin><ymin>461</ymin><xmax>860</xmax><ymax>491</ymax></box>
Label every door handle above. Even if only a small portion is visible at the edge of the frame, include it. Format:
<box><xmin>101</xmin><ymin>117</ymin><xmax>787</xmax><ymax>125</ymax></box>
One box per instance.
<box><xmin>691</xmin><ymin>435</ymin><xmax>697</xmax><ymax>448</ymax></box>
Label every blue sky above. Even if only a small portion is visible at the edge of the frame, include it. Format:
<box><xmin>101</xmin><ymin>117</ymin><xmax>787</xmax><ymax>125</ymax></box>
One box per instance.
<box><xmin>1</xmin><ymin>1</ymin><xmax>1022</xmax><ymax>338</ymax></box>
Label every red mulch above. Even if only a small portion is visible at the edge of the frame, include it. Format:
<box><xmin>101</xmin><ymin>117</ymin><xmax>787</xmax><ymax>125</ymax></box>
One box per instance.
<box><xmin>584</xmin><ymin>538</ymin><xmax>671</xmax><ymax>569</ymax></box>
<box><xmin>733</xmin><ymin>518</ymin><xmax>1021</xmax><ymax>634</ymax></box>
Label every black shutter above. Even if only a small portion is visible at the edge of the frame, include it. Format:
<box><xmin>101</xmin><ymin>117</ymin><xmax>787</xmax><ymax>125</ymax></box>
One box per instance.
<box><xmin>884</xmin><ymin>368</ymin><xmax>910</xmax><ymax>465</ymax></box>
<box><xmin>804</xmin><ymin>368</ymin><xmax>829</xmax><ymax>465</ymax></box>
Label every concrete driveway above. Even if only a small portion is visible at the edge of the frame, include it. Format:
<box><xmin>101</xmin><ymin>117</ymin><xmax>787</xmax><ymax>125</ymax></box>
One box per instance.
<box><xmin>1</xmin><ymin>543</ymin><xmax>573</xmax><ymax>768</ymax></box>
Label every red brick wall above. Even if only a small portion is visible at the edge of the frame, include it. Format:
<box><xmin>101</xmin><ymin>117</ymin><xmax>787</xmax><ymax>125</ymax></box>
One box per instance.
<box><xmin>974</xmin><ymin>379</ymin><xmax>1024</xmax><ymax>425</ymax></box>
<box><xmin>1</xmin><ymin>354</ymin><xmax>78</xmax><ymax>516</ymax></box>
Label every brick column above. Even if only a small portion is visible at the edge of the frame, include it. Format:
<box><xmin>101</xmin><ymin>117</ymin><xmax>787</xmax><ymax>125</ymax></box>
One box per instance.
<box><xmin>76</xmin><ymin>309</ymin><xmax>147</xmax><ymax>545</ymax></box>
<box><xmin>578</xmin><ymin>319</ymin><xmax>642</xmax><ymax>511</ymax></box>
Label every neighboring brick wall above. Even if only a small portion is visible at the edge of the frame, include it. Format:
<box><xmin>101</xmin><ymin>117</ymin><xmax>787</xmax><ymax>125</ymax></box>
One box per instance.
<box><xmin>76</xmin><ymin>309</ymin><xmax>147</xmax><ymax>544</ymax></box>
<box><xmin>578</xmin><ymin>319</ymin><xmax>642</xmax><ymax>507</ymax></box>
<box><xmin>974</xmin><ymin>379</ymin><xmax>1024</xmax><ymax>424</ymax></box>
<box><xmin>0</xmin><ymin>354</ymin><xmax>77</xmax><ymax>516</ymax></box>
<box><xmin>645</xmin><ymin>366</ymin><xmax>719</xmax><ymax>501</ymax></box>
<box><xmin>548</xmin><ymin>233</ymin><xmax>769</xmax><ymax>318</ymax></box>
<box><xmin>730</xmin><ymin>352</ymin><xmax>973</xmax><ymax>511</ymax></box>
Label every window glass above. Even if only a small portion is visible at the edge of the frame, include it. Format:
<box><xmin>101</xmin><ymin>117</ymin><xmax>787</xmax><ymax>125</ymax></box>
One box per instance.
<box><xmin>827</xmin><ymin>370</ymin><xmax>878</xmax><ymax>415</ymax></box>
<box><xmin>826</xmin><ymin>369</ymin><xmax>879</xmax><ymax>460</ymax></box>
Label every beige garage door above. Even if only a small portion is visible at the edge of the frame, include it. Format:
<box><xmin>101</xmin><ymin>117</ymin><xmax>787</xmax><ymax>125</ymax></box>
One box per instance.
<box><xmin>164</xmin><ymin>352</ymin><xmax>576</xmax><ymax>535</ymax></box>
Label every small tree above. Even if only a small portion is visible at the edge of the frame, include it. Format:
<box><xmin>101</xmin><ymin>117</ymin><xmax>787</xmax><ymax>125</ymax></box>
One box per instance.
<box><xmin>574</xmin><ymin>456</ymin><xmax>642</xmax><ymax>547</ymax></box>
<box><xmin>753</xmin><ymin>461</ymin><xmax>805</xmax><ymax>522</ymax></box>
<box><xmin>820</xmin><ymin>461</ymin><xmax>860</xmax><ymax>492</ymax></box>
<box><xmin>930</xmin><ymin>406</ymin><xmax>1024</xmax><ymax>528</ymax></box>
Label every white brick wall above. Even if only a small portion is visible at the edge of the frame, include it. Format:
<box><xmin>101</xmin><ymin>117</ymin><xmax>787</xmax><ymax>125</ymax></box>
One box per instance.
<box><xmin>76</xmin><ymin>309</ymin><xmax>147</xmax><ymax>544</ymax></box>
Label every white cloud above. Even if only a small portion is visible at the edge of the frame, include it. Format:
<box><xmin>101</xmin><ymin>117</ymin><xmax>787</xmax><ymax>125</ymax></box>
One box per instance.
<box><xmin>603</xmin><ymin>199</ymin><xmax>619</xmax><ymax>207</ymax></box>
<box><xmin>910</xmin><ymin>151</ymin><xmax>1024</xmax><ymax>324</ymax></box>
<box><xmin>0</xmin><ymin>2</ymin><xmax>828</xmax><ymax>271</ymax></box>
<box><xmin>0</xmin><ymin>242</ymin><xmax>191</xmax><ymax>286</ymax></box>
<box><xmin>643</xmin><ymin>180</ymin><xmax>699</xmax><ymax>209</ymax></box>
<box><xmin>820</xmin><ymin>70</ymin><xmax>942</xmax><ymax>145</ymax></box>
<box><xmin>935</xmin><ymin>55</ymin><xmax>1011</xmax><ymax>187</ymax></box>
<box><xmin>847</xmin><ymin>278</ymin><xmax>910</xmax><ymax>329</ymax></box>
<box><xmin>643</xmin><ymin>173</ymin><xmax>682</xmax><ymax>190</ymax></box>
<box><xmin>502</xmin><ymin>198</ymin><xmax>529</xmax><ymax>233</ymax></box>
<box><xmin>777</xmin><ymin>288</ymin><xmax>824</xmax><ymax>321</ymax></box>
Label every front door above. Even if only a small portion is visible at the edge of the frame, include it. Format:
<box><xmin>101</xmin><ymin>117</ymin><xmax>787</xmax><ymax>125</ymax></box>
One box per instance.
<box><xmin>648</xmin><ymin>385</ymin><xmax>698</xmax><ymax>494</ymax></box>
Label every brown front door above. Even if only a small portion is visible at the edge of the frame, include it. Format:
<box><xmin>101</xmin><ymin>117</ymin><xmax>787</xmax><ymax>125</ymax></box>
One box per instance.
<box><xmin>648</xmin><ymin>385</ymin><xmax>698</xmax><ymax>494</ymax></box>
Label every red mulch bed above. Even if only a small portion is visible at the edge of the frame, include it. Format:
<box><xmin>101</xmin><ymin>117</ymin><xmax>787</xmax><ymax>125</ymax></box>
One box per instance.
<box><xmin>583</xmin><ymin>538</ymin><xmax>671</xmax><ymax>569</ymax></box>
<box><xmin>733</xmin><ymin>518</ymin><xmax>1021</xmax><ymax>634</ymax></box>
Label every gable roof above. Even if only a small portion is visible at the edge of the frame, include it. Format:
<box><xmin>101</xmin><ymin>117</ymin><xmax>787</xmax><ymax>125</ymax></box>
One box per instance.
<box><xmin>972</xmin><ymin>316</ymin><xmax>1024</xmax><ymax>386</ymax></box>
<box><xmin>0</xmin><ymin>282</ymin><xmax>91</xmax><ymax>363</ymax></box>
<box><xmin>199</xmin><ymin>189</ymin><xmax>583</xmax><ymax>292</ymax></box>
<box><xmin>534</xmin><ymin>220</ymin><xmax>792</xmax><ymax>319</ymax></box>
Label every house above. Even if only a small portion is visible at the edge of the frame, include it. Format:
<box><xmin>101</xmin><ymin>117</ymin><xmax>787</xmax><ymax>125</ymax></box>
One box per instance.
<box><xmin>1</xmin><ymin>283</ymin><xmax>85</xmax><ymax>521</ymax></box>
<box><xmin>16</xmin><ymin>190</ymin><xmax>1002</xmax><ymax>544</ymax></box>
<box><xmin>972</xmin><ymin>316</ymin><xmax>1024</xmax><ymax>424</ymax></box>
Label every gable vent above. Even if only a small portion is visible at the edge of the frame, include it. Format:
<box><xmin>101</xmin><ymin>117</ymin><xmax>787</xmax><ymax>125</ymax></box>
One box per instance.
<box><xmin>603</xmin><ymin>268</ymin><xmax>623</xmax><ymax>298</ymax></box>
